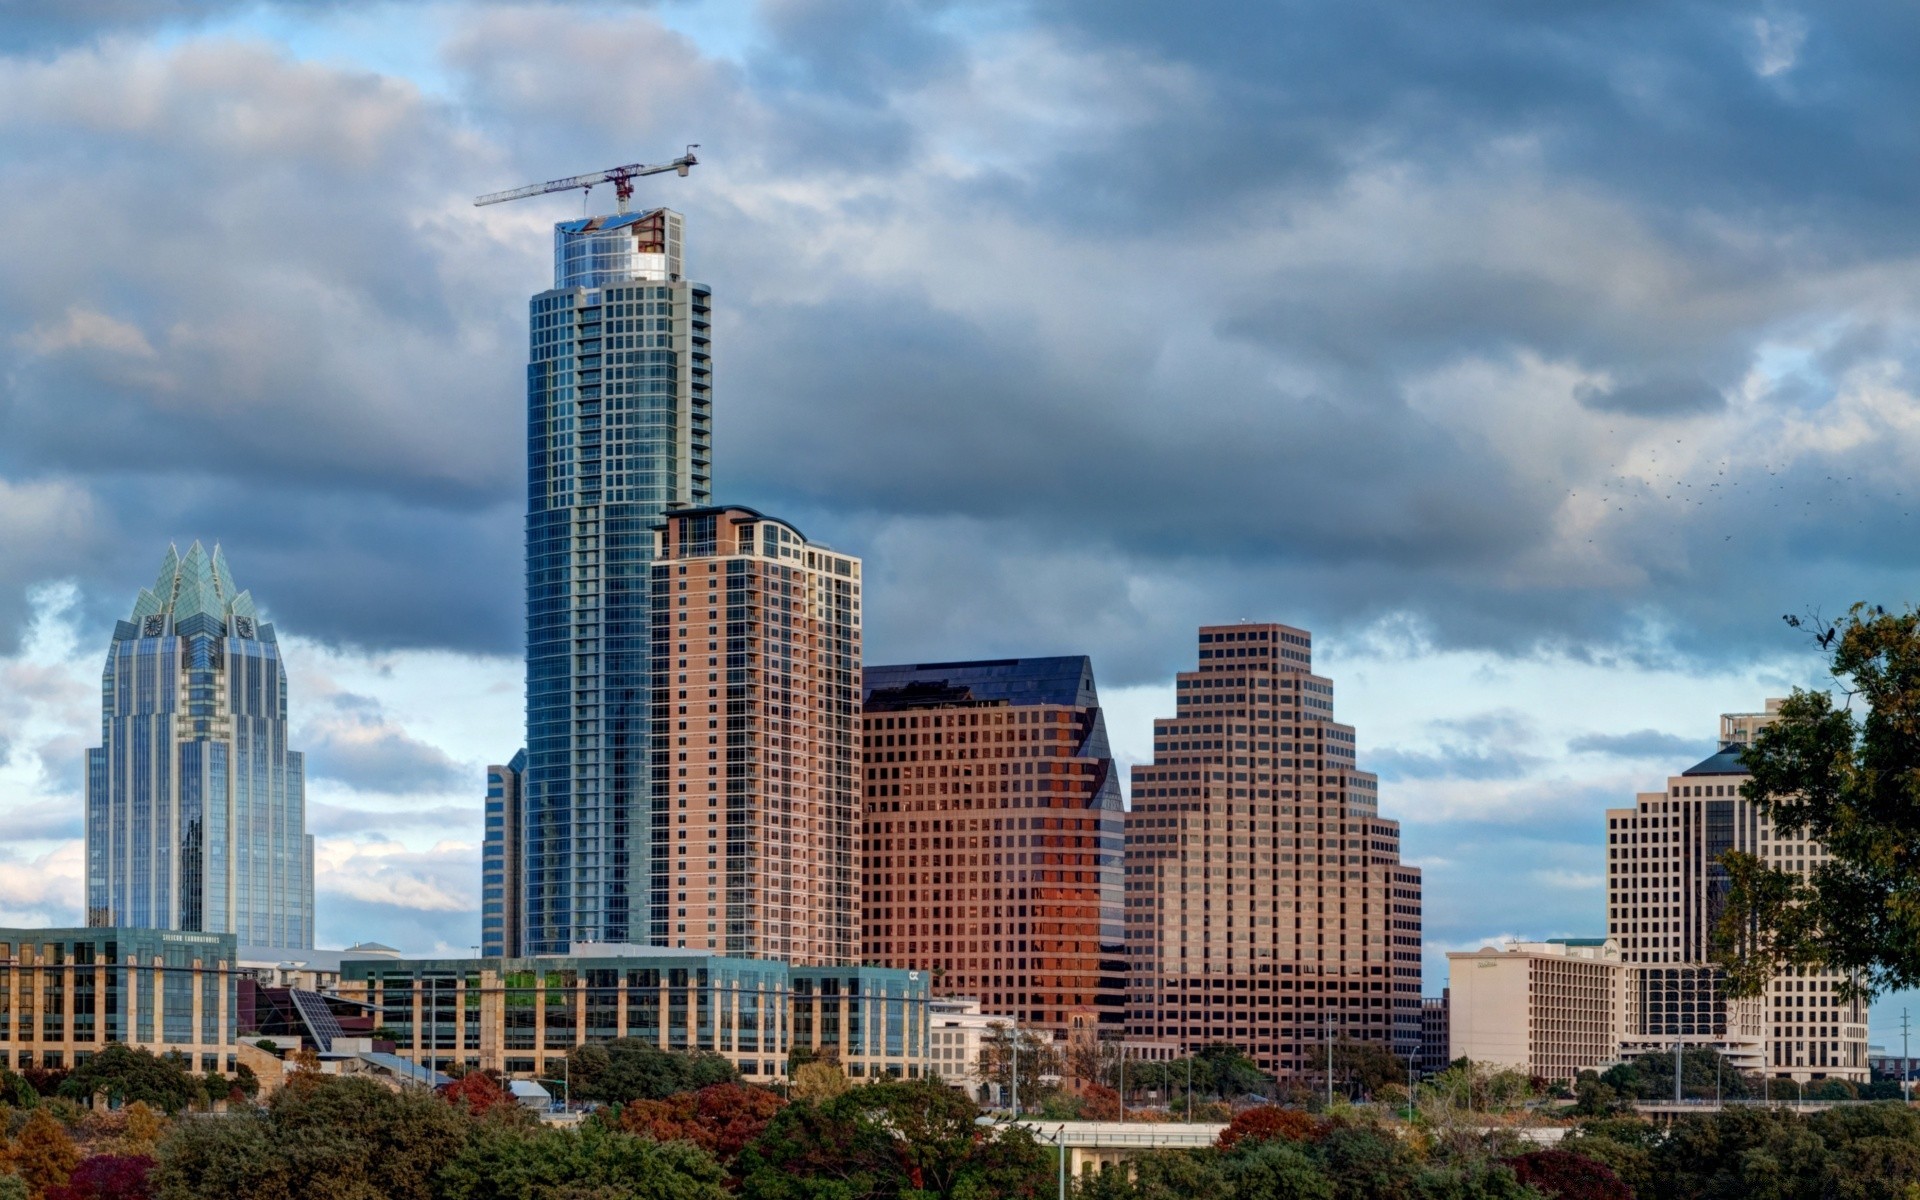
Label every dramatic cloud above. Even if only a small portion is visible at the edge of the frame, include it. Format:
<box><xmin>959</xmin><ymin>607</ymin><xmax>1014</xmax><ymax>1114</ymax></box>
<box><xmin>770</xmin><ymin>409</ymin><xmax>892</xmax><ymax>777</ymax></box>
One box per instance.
<box><xmin>298</xmin><ymin>693</ymin><xmax>473</xmax><ymax>794</ymax></box>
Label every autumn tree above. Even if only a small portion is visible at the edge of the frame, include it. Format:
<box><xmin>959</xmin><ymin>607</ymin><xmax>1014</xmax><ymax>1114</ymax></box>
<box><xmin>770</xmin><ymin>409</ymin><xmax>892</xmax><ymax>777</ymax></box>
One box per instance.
<box><xmin>44</xmin><ymin>1154</ymin><xmax>157</xmax><ymax>1200</ymax></box>
<box><xmin>1714</xmin><ymin>605</ymin><xmax>1920</xmax><ymax>998</ymax></box>
<box><xmin>789</xmin><ymin>1062</ymin><xmax>849</xmax><ymax>1103</ymax></box>
<box><xmin>617</xmin><ymin>1082</ymin><xmax>786</xmax><ymax>1166</ymax></box>
<box><xmin>11</xmin><ymin>1108</ymin><xmax>82</xmax><ymax>1196</ymax></box>
<box><xmin>1504</xmin><ymin>1149</ymin><xmax>1632</xmax><ymax>1200</ymax></box>
<box><xmin>440</xmin><ymin>1071</ymin><xmax>514</xmax><ymax>1118</ymax></box>
<box><xmin>1217</xmin><ymin>1106</ymin><xmax>1327</xmax><ymax>1151</ymax></box>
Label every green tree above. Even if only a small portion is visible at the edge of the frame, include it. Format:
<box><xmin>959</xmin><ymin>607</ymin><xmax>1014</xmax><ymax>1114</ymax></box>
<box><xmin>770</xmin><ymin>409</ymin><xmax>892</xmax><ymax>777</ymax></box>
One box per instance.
<box><xmin>1195</xmin><ymin>1043</ymin><xmax>1270</xmax><ymax>1101</ymax></box>
<box><xmin>0</xmin><ymin>1175</ymin><xmax>27</xmax><ymax>1200</ymax></box>
<box><xmin>1317</xmin><ymin>1126</ymin><xmax>1418</xmax><ymax>1200</ymax></box>
<box><xmin>153</xmin><ymin>1073</ymin><xmax>470</xmax><ymax>1200</ymax></box>
<box><xmin>58</xmin><ymin>1048</ymin><xmax>202</xmax><ymax>1115</ymax></box>
<box><xmin>737</xmin><ymin>1081</ymin><xmax>1050</xmax><ymax>1200</ymax></box>
<box><xmin>1330</xmin><ymin>1039</ymin><xmax>1406</xmax><ymax>1100</ymax></box>
<box><xmin>1714</xmin><ymin>606</ymin><xmax>1920</xmax><ymax>999</ymax></box>
<box><xmin>975</xmin><ymin>1024</ymin><xmax>1061</xmax><ymax>1110</ymax></box>
<box><xmin>1223</xmin><ymin>1139</ymin><xmax>1336</xmax><ymax>1200</ymax></box>
<box><xmin>437</xmin><ymin>1121</ymin><xmax>729</xmax><ymax>1200</ymax></box>
<box><xmin>1073</xmin><ymin>1150</ymin><xmax>1227</xmax><ymax>1200</ymax></box>
<box><xmin>566</xmin><ymin>1041</ymin><xmax>740</xmax><ymax>1105</ymax></box>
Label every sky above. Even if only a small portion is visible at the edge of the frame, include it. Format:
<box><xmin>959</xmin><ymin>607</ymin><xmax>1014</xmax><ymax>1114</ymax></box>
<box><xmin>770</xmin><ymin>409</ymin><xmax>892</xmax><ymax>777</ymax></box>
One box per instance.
<box><xmin>0</xmin><ymin>0</ymin><xmax>1917</xmax><ymax>1048</ymax></box>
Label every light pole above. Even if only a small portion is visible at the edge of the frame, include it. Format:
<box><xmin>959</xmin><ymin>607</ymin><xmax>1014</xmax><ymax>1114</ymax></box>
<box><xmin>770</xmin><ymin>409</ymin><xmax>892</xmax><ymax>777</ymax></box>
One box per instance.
<box><xmin>1186</xmin><ymin>1054</ymin><xmax>1193</xmax><ymax>1124</ymax></box>
<box><xmin>1010</xmin><ymin>1020</ymin><xmax>1019</xmax><ymax>1118</ymax></box>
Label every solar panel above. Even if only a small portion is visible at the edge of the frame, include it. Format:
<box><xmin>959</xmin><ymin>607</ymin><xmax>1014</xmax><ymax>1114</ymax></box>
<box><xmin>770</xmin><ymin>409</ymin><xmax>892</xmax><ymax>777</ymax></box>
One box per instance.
<box><xmin>289</xmin><ymin>989</ymin><xmax>345</xmax><ymax>1052</ymax></box>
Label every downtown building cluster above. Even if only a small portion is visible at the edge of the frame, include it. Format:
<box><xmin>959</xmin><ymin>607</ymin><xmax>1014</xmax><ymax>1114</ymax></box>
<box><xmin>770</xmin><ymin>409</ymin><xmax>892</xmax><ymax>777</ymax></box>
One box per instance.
<box><xmin>3</xmin><ymin>185</ymin><xmax>1864</xmax><ymax>1098</ymax></box>
<box><xmin>466</xmin><ymin>194</ymin><xmax>1427</xmax><ymax>1084</ymax></box>
<box><xmin>1443</xmin><ymin>699</ymin><xmax>1869</xmax><ymax>1087</ymax></box>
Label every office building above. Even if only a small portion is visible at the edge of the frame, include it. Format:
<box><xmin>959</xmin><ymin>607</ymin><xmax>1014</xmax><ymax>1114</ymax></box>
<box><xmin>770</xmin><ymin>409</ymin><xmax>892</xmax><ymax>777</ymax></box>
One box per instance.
<box><xmin>336</xmin><ymin>948</ymin><xmax>926</xmax><ymax>1082</ymax></box>
<box><xmin>86</xmin><ymin>543</ymin><xmax>313</xmax><ymax>948</ymax></box>
<box><xmin>648</xmin><ymin>506</ymin><xmax>861</xmax><ymax>965</ymax></box>
<box><xmin>1123</xmin><ymin>623</ymin><xmax>1423</xmax><ymax>1076</ymax></box>
<box><xmin>1418</xmin><ymin>991</ymin><xmax>1450</xmax><ymax>1078</ymax></box>
<box><xmin>519</xmin><ymin>205</ymin><xmax>714</xmax><ymax>955</ymax></box>
<box><xmin>927</xmin><ymin>996</ymin><xmax>998</xmax><ymax>1098</ymax></box>
<box><xmin>1447</xmin><ymin>939</ymin><xmax>1624</xmax><ymax>1083</ymax></box>
<box><xmin>859</xmin><ymin>657</ymin><xmax>1125</xmax><ymax>1036</ymax></box>
<box><xmin>1605</xmin><ymin>700</ymin><xmax>1868</xmax><ymax>1081</ymax></box>
<box><xmin>482</xmin><ymin>754</ymin><xmax>526</xmax><ymax>957</ymax></box>
<box><xmin>0</xmin><ymin>927</ymin><xmax>239</xmax><ymax>1073</ymax></box>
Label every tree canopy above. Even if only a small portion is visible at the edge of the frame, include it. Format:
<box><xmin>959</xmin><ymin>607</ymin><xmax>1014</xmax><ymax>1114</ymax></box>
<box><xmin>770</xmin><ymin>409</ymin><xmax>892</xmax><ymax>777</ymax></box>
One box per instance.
<box><xmin>1715</xmin><ymin>604</ymin><xmax>1920</xmax><ymax>998</ymax></box>
<box><xmin>564</xmin><ymin>1040</ymin><xmax>740</xmax><ymax>1105</ymax></box>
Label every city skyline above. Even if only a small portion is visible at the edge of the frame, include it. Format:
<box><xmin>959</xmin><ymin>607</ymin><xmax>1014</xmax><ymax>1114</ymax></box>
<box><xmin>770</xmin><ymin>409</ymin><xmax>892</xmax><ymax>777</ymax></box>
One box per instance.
<box><xmin>3</xmin><ymin>0</ymin><xmax>1920</xmax><ymax>1051</ymax></box>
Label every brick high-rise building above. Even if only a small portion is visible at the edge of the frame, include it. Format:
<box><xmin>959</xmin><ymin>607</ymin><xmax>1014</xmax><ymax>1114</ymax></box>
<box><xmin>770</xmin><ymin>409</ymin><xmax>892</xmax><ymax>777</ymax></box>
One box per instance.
<box><xmin>1605</xmin><ymin>699</ymin><xmax>1868</xmax><ymax>1082</ymax></box>
<box><xmin>859</xmin><ymin>658</ymin><xmax>1126</xmax><ymax>1035</ymax></box>
<box><xmin>648</xmin><ymin>506</ymin><xmax>861</xmax><ymax>966</ymax></box>
<box><xmin>1124</xmin><ymin>623</ymin><xmax>1423</xmax><ymax>1076</ymax></box>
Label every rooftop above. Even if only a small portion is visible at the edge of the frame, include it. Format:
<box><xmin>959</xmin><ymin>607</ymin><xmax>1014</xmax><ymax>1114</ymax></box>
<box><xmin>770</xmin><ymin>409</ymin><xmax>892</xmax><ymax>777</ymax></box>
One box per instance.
<box><xmin>863</xmin><ymin>657</ymin><xmax>1100</xmax><ymax>711</ymax></box>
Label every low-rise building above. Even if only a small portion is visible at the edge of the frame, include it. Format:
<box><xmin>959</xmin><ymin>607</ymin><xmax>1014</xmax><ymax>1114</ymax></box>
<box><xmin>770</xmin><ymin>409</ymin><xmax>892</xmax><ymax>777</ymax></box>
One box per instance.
<box><xmin>928</xmin><ymin>996</ymin><xmax>997</xmax><ymax>1098</ymax></box>
<box><xmin>336</xmin><ymin>946</ymin><xmax>929</xmax><ymax>1084</ymax></box>
<box><xmin>0</xmin><ymin>927</ymin><xmax>239</xmax><ymax>1074</ymax></box>
<box><xmin>1447</xmin><ymin>939</ymin><xmax>1624</xmax><ymax>1083</ymax></box>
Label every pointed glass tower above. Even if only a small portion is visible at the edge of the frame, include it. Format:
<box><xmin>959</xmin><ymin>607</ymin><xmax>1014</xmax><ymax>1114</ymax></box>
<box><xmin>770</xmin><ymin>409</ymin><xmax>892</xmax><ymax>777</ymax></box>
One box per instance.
<box><xmin>85</xmin><ymin>542</ymin><xmax>314</xmax><ymax>948</ymax></box>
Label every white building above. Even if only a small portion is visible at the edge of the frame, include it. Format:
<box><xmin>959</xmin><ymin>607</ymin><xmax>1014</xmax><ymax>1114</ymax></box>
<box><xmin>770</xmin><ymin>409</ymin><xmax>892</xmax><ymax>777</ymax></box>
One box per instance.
<box><xmin>1605</xmin><ymin>701</ymin><xmax>1868</xmax><ymax>1082</ymax></box>
<box><xmin>1447</xmin><ymin>939</ymin><xmax>1625</xmax><ymax>1082</ymax></box>
<box><xmin>929</xmin><ymin>996</ymin><xmax>997</xmax><ymax>1098</ymax></box>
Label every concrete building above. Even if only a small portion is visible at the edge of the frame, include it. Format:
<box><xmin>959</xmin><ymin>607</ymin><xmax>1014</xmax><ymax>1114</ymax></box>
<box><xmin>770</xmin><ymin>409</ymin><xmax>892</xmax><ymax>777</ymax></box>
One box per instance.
<box><xmin>1447</xmin><ymin>939</ymin><xmax>1625</xmax><ymax>1082</ymax></box>
<box><xmin>482</xmin><ymin>754</ymin><xmax>526</xmax><ymax>957</ymax></box>
<box><xmin>1606</xmin><ymin>700</ymin><xmax>1868</xmax><ymax>1082</ymax></box>
<box><xmin>336</xmin><ymin>947</ymin><xmax>926</xmax><ymax>1083</ymax></box>
<box><xmin>0</xmin><ymin>927</ymin><xmax>239</xmax><ymax>1074</ymax></box>
<box><xmin>516</xmin><ymin>201</ymin><xmax>714</xmax><ymax>956</ymax></box>
<box><xmin>1123</xmin><ymin>623</ymin><xmax>1424</xmax><ymax>1076</ymax></box>
<box><xmin>647</xmin><ymin>506</ymin><xmax>862</xmax><ymax>966</ymax></box>
<box><xmin>928</xmin><ymin>996</ymin><xmax>997</xmax><ymax>1098</ymax></box>
<box><xmin>859</xmin><ymin>657</ymin><xmax>1125</xmax><ymax>1037</ymax></box>
<box><xmin>86</xmin><ymin>543</ymin><xmax>313</xmax><ymax>948</ymax></box>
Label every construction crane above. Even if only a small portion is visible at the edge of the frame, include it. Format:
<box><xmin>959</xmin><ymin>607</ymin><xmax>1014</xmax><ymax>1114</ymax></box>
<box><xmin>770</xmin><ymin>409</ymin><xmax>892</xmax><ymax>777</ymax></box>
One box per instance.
<box><xmin>474</xmin><ymin>147</ymin><xmax>699</xmax><ymax>214</ymax></box>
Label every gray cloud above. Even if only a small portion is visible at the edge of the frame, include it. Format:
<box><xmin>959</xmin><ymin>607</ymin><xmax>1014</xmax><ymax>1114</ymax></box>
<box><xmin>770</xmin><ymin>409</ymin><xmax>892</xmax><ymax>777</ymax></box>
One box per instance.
<box><xmin>299</xmin><ymin>708</ymin><xmax>472</xmax><ymax>795</ymax></box>
<box><xmin>1568</xmin><ymin>729</ymin><xmax>1717</xmax><ymax>761</ymax></box>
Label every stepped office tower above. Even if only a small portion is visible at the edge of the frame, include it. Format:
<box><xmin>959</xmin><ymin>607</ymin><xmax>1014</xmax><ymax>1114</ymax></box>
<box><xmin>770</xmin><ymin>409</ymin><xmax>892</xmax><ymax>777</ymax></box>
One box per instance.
<box><xmin>859</xmin><ymin>657</ymin><xmax>1126</xmax><ymax>1035</ymax></box>
<box><xmin>515</xmin><ymin>207</ymin><xmax>713</xmax><ymax>955</ymax></box>
<box><xmin>86</xmin><ymin>543</ymin><xmax>313</xmax><ymax>949</ymax></box>
<box><xmin>1124</xmin><ymin>623</ymin><xmax>1424</xmax><ymax>1075</ymax></box>
<box><xmin>649</xmin><ymin>507</ymin><xmax>861</xmax><ymax>965</ymax></box>
<box><xmin>1605</xmin><ymin>700</ymin><xmax>1868</xmax><ymax>1082</ymax></box>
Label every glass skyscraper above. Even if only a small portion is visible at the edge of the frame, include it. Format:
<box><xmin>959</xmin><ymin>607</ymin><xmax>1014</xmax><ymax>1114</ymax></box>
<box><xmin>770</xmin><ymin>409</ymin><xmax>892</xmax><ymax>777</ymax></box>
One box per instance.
<box><xmin>514</xmin><ymin>206</ymin><xmax>714</xmax><ymax>955</ymax></box>
<box><xmin>86</xmin><ymin>542</ymin><xmax>314</xmax><ymax>949</ymax></box>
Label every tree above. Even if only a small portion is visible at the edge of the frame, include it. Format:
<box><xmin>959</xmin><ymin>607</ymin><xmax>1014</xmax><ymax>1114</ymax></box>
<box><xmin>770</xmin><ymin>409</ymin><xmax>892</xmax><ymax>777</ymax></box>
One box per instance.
<box><xmin>1194</xmin><ymin>1043</ymin><xmax>1270</xmax><ymax>1101</ymax></box>
<box><xmin>1315</xmin><ymin>1126</ymin><xmax>1417</xmax><ymax>1200</ymax></box>
<box><xmin>117</xmin><ymin>1104</ymin><xmax>165</xmax><ymax>1158</ymax></box>
<box><xmin>736</xmin><ymin>1080</ymin><xmax>1051</xmax><ymax>1200</ymax></box>
<box><xmin>1222</xmin><ymin>1139</ymin><xmax>1336</xmax><ymax>1200</ymax></box>
<box><xmin>441</xmin><ymin>1071</ymin><xmax>514</xmax><ymax>1118</ymax></box>
<box><xmin>566</xmin><ymin>1040</ymin><xmax>740</xmax><ymax>1105</ymax></box>
<box><xmin>1504</xmin><ymin>1150</ymin><xmax>1632</xmax><ymax>1200</ymax></box>
<box><xmin>1217</xmin><ymin>1106</ymin><xmax>1327</xmax><ymax>1150</ymax></box>
<box><xmin>1714</xmin><ymin>606</ymin><xmax>1920</xmax><ymax>999</ymax></box>
<box><xmin>0</xmin><ymin>1176</ymin><xmax>28</xmax><ymax>1200</ymax></box>
<box><xmin>152</xmin><ymin>1073</ymin><xmax>470</xmax><ymax>1200</ymax></box>
<box><xmin>789</xmin><ymin>1062</ymin><xmax>849</xmax><ymax>1104</ymax></box>
<box><xmin>437</xmin><ymin>1122</ymin><xmax>730</xmax><ymax>1200</ymax></box>
<box><xmin>1330</xmin><ymin>1039</ymin><xmax>1406</xmax><ymax>1099</ymax></box>
<box><xmin>975</xmin><ymin>1023</ymin><xmax>1061</xmax><ymax>1109</ymax></box>
<box><xmin>44</xmin><ymin>1154</ymin><xmax>157</xmax><ymax>1200</ymax></box>
<box><xmin>616</xmin><ymin>1083</ymin><xmax>786</xmax><ymax>1166</ymax></box>
<box><xmin>11</xmin><ymin>1108</ymin><xmax>82</xmax><ymax>1196</ymax></box>
<box><xmin>1075</xmin><ymin>1150</ymin><xmax>1228</xmax><ymax>1200</ymax></box>
<box><xmin>57</xmin><ymin>1049</ymin><xmax>201</xmax><ymax>1116</ymax></box>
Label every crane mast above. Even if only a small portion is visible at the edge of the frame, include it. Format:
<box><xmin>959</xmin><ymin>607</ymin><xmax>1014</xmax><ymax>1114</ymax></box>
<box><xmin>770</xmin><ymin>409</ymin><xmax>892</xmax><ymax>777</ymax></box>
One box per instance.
<box><xmin>474</xmin><ymin>148</ymin><xmax>699</xmax><ymax>213</ymax></box>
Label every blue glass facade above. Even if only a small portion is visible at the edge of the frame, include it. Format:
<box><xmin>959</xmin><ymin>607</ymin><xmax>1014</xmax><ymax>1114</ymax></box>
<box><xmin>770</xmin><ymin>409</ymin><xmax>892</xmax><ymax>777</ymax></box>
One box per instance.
<box><xmin>521</xmin><ymin>208</ymin><xmax>713</xmax><ymax>955</ymax></box>
<box><xmin>481</xmin><ymin>751</ymin><xmax>525</xmax><ymax>957</ymax></box>
<box><xmin>85</xmin><ymin>544</ymin><xmax>313</xmax><ymax>949</ymax></box>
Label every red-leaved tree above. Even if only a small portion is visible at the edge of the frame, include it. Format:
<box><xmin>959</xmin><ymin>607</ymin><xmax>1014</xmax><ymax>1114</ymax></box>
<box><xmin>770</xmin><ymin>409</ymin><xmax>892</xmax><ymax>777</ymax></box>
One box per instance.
<box><xmin>439</xmin><ymin>1070</ymin><xmax>513</xmax><ymax>1117</ymax></box>
<box><xmin>619</xmin><ymin>1082</ymin><xmax>787</xmax><ymax>1164</ymax></box>
<box><xmin>1217</xmin><ymin>1105</ymin><xmax>1328</xmax><ymax>1151</ymax></box>
<box><xmin>1505</xmin><ymin>1149</ymin><xmax>1633</xmax><ymax>1200</ymax></box>
<box><xmin>44</xmin><ymin>1153</ymin><xmax>157</xmax><ymax>1200</ymax></box>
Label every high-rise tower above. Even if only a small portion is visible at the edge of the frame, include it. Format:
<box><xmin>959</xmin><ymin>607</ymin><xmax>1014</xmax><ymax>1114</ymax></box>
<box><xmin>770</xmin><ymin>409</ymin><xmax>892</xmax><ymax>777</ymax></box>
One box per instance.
<box><xmin>648</xmin><ymin>507</ymin><xmax>861</xmax><ymax>965</ymax></box>
<box><xmin>85</xmin><ymin>542</ymin><xmax>313</xmax><ymax>949</ymax></box>
<box><xmin>519</xmin><ymin>207</ymin><xmax>714</xmax><ymax>954</ymax></box>
<box><xmin>1605</xmin><ymin>699</ymin><xmax>1868</xmax><ymax>1081</ymax></box>
<box><xmin>859</xmin><ymin>657</ymin><xmax>1126</xmax><ymax>1035</ymax></box>
<box><xmin>1124</xmin><ymin>623</ymin><xmax>1423</xmax><ymax>1075</ymax></box>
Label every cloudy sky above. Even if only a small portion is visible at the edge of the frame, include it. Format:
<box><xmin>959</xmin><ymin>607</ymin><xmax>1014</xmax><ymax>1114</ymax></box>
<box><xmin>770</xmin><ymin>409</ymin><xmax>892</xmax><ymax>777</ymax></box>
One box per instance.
<box><xmin>2</xmin><ymin>0</ymin><xmax>1917</xmax><ymax>1044</ymax></box>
